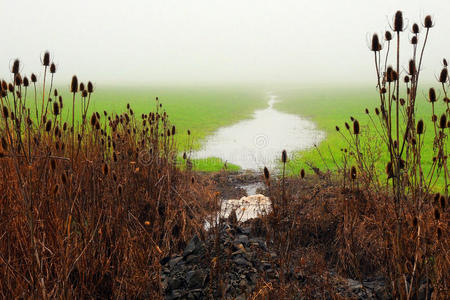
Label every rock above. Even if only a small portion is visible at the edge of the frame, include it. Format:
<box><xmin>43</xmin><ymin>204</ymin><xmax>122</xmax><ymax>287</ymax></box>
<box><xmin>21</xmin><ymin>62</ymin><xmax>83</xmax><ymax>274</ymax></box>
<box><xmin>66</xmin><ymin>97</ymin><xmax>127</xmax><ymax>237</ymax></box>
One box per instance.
<box><xmin>169</xmin><ymin>256</ymin><xmax>183</xmax><ymax>268</ymax></box>
<box><xmin>233</xmin><ymin>257</ymin><xmax>253</xmax><ymax>268</ymax></box>
<box><xmin>234</xmin><ymin>234</ymin><xmax>249</xmax><ymax>245</ymax></box>
<box><xmin>183</xmin><ymin>235</ymin><xmax>204</xmax><ymax>257</ymax></box>
<box><xmin>186</xmin><ymin>270</ymin><xmax>207</xmax><ymax>289</ymax></box>
<box><xmin>168</xmin><ymin>277</ymin><xmax>185</xmax><ymax>290</ymax></box>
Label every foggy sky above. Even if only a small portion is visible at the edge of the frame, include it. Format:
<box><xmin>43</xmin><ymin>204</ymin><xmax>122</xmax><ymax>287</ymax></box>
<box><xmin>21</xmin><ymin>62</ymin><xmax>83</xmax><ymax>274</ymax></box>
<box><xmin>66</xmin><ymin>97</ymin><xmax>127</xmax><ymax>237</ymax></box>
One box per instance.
<box><xmin>1</xmin><ymin>0</ymin><xmax>449</xmax><ymax>85</ymax></box>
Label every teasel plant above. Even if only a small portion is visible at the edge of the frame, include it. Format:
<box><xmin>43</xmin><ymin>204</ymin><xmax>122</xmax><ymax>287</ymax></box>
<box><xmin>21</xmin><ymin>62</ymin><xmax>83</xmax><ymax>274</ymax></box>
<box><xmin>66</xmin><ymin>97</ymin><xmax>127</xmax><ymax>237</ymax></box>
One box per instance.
<box><xmin>335</xmin><ymin>11</ymin><xmax>448</xmax><ymax>297</ymax></box>
<box><xmin>0</xmin><ymin>53</ymin><xmax>211</xmax><ymax>298</ymax></box>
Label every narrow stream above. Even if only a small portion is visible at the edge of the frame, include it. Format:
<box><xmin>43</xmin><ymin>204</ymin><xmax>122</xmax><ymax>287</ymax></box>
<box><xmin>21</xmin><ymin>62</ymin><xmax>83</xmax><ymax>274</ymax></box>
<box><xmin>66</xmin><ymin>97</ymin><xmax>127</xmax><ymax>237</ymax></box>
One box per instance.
<box><xmin>192</xmin><ymin>94</ymin><xmax>325</xmax><ymax>171</ymax></box>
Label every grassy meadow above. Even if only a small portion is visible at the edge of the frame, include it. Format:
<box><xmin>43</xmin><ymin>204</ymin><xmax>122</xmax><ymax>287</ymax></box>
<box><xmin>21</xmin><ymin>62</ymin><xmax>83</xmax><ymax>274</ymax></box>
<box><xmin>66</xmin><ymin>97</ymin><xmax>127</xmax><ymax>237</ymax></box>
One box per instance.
<box><xmin>49</xmin><ymin>85</ymin><xmax>268</xmax><ymax>171</ymax></box>
<box><xmin>274</xmin><ymin>85</ymin><xmax>448</xmax><ymax>188</ymax></box>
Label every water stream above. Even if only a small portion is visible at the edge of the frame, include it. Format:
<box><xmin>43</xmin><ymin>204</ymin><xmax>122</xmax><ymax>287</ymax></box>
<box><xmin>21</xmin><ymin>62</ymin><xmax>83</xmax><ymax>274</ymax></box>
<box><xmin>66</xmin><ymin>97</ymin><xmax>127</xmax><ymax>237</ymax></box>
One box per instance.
<box><xmin>192</xmin><ymin>94</ymin><xmax>325</xmax><ymax>171</ymax></box>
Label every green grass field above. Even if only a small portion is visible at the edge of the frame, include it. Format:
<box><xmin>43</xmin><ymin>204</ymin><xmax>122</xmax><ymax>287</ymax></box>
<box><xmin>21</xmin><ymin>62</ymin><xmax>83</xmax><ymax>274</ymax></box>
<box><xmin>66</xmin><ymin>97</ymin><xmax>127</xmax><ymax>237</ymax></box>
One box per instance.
<box><xmin>274</xmin><ymin>85</ymin><xmax>448</xmax><ymax>189</ymax></box>
<box><xmin>48</xmin><ymin>85</ymin><xmax>266</xmax><ymax>171</ymax></box>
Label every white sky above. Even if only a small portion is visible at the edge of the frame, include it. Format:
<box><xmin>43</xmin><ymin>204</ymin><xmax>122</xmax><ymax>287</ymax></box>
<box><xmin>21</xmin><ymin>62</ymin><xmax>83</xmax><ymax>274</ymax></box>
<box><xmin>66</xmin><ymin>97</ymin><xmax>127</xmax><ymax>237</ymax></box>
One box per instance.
<box><xmin>1</xmin><ymin>0</ymin><xmax>449</xmax><ymax>85</ymax></box>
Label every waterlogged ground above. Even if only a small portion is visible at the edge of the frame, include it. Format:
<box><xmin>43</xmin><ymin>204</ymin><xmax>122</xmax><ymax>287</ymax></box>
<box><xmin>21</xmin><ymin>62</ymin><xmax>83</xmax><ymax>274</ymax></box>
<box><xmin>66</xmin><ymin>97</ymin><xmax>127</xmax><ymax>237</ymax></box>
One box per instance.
<box><xmin>192</xmin><ymin>94</ymin><xmax>325</xmax><ymax>171</ymax></box>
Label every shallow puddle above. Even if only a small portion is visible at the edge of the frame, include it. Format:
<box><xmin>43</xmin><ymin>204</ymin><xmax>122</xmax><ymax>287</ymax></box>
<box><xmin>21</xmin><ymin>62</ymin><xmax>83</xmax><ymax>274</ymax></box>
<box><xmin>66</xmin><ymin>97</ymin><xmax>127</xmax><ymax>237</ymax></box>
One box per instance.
<box><xmin>192</xmin><ymin>94</ymin><xmax>325</xmax><ymax>170</ymax></box>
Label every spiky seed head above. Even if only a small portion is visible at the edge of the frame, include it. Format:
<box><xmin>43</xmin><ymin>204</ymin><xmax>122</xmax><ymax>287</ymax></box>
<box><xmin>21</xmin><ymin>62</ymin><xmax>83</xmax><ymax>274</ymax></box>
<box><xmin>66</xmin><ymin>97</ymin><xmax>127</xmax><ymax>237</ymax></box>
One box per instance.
<box><xmin>2</xmin><ymin>106</ymin><xmax>9</xmax><ymax>119</ymax></box>
<box><xmin>411</xmin><ymin>36</ymin><xmax>418</xmax><ymax>45</ymax></box>
<box><xmin>45</xmin><ymin>120</ymin><xmax>52</xmax><ymax>132</ymax></box>
<box><xmin>11</xmin><ymin>59</ymin><xmax>20</xmax><ymax>74</ymax></box>
<box><xmin>353</xmin><ymin>120</ymin><xmax>360</xmax><ymax>135</ymax></box>
<box><xmin>300</xmin><ymin>168</ymin><xmax>305</xmax><ymax>179</ymax></box>
<box><xmin>371</xmin><ymin>34</ymin><xmax>381</xmax><ymax>52</ymax></box>
<box><xmin>432</xmin><ymin>114</ymin><xmax>437</xmax><ymax>122</ymax></box>
<box><xmin>264</xmin><ymin>167</ymin><xmax>270</xmax><ymax>183</ymax></box>
<box><xmin>79</xmin><ymin>82</ymin><xmax>85</xmax><ymax>91</ymax></box>
<box><xmin>385</xmin><ymin>31</ymin><xmax>392</xmax><ymax>41</ymax></box>
<box><xmin>82</xmin><ymin>90</ymin><xmax>88</xmax><ymax>98</ymax></box>
<box><xmin>393</xmin><ymin>11</ymin><xmax>404</xmax><ymax>32</ymax></box>
<box><xmin>409</xmin><ymin>60</ymin><xmax>417</xmax><ymax>75</ymax></box>
<box><xmin>53</xmin><ymin>102</ymin><xmax>60</xmax><ymax>116</ymax></box>
<box><xmin>386</xmin><ymin>66</ymin><xmax>395</xmax><ymax>82</ymax></box>
<box><xmin>87</xmin><ymin>81</ymin><xmax>93</xmax><ymax>93</ymax></box>
<box><xmin>335</xmin><ymin>126</ymin><xmax>340</xmax><ymax>131</ymax></box>
<box><xmin>50</xmin><ymin>63</ymin><xmax>56</xmax><ymax>74</ymax></box>
<box><xmin>23</xmin><ymin>76</ymin><xmax>29</xmax><ymax>87</ymax></box>
<box><xmin>172</xmin><ymin>125</ymin><xmax>176</xmax><ymax>135</ymax></box>
<box><xmin>345</xmin><ymin>122</ymin><xmax>350</xmax><ymax>130</ymax></box>
<box><xmin>404</xmin><ymin>76</ymin><xmax>410</xmax><ymax>83</ymax></box>
<box><xmin>386</xmin><ymin>162</ymin><xmax>394</xmax><ymax>178</ymax></box>
<box><xmin>31</xmin><ymin>73</ymin><xmax>37</xmax><ymax>83</ymax></box>
<box><xmin>424</xmin><ymin>15</ymin><xmax>433</xmax><ymax>28</ymax></box>
<box><xmin>63</xmin><ymin>122</ymin><xmax>67</xmax><ymax>131</ymax></box>
<box><xmin>183</xmin><ymin>152</ymin><xmax>187</xmax><ymax>160</ymax></box>
<box><xmin>400</xmin><ymin>98</ymin><xmax>405</xmax><ymax>106</ymax></box>
<box><xmin>365</xmin><ymin>108</ymin><xmax>369</xmax><ymax>114</ymax></box>
<box><xmin>439</xmin><ymin>114</ymin><xmax>447</xmax><ymax>129</ymax></box>
<box><xmin>412</xmin><ymin>23</ymin><xmax>419</xmax><ymax>34</ymax></box>
<box><xmin>187</xmin><ymin>129</ymin><xmax>191</xmax><ymax>135</ymax></box>
<box><xmin>428</xmin><ymin>88</ymin><xmax>437</xmax><ymax>102</ymax></box>
<box><xmin>281</xmin><ymin>150</ymin><xmax>287</xmax><ymax>163</ymax></box>
<box><xmin>350</xmin><ymin>166</ymin><xmax>357</xmax><ymax>180</ymax></box>
<box><xmin>70</xmin><ymin>76</ymin><xmax>78</xmax><ymax>93</ymax></box>
<box><xmin>42</xmin><ymin>52</ymin><xmax>50</xmax><ymax>66</ymax></box>
<box><xmin>417</xmin><ymin>120</ymin><xmax>424</xmax><ymax>134</ymax></box>
<box><xmin>375</xmin><ymin>107</ymin><xmax>380</xmax><ymax>115</ymax></box>
<box><xmin>439</xmin><ymin>68</ymin><xmax>448</xmax><ymax>83</ymax></box>
<box><xmin>381</xmin><ymin>87</ymin><xmax>386</xmax><ymax>94</ymax></box>
<box><xmin>8</xmin><ymin>83</ymin><xmax>14</xmax><ymax>93</ymax></box>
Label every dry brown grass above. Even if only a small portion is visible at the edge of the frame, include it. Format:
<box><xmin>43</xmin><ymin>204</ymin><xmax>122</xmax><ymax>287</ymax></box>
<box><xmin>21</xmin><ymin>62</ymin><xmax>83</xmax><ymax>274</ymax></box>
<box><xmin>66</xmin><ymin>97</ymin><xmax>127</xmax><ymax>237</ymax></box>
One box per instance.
<box><xmin>0</xmin><ymin>55</ymin><xmax>216</xmax><ymax>298</ymax></box>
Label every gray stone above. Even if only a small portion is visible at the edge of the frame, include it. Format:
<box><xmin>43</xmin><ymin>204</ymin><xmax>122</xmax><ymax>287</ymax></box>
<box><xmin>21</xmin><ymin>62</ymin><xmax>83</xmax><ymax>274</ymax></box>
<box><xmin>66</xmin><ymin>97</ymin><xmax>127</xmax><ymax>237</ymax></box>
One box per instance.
<box><xmin>186</xmin><ymin>270</ymin><xmax>207</xmax><ymax>289</ymax></box>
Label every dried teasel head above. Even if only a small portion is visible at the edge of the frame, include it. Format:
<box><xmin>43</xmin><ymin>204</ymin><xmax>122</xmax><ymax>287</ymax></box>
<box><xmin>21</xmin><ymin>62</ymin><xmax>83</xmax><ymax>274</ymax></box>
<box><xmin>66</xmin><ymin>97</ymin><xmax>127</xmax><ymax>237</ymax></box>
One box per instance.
<box><xmin>393</xmin><ymin>11</ymin><xmax>404</xmax><ymax>32</ymax></box>
<box><xmin>412</xmin><ymin>23</ymin><xmax>419</xmax><ymax>34</ymax></box>
<box><xmin>385</xmin><ymin>31</ymin><xmax>392</xmax><ymax>41</ymax></box>
<box><xmin>45</xmin><ymin>120</ymin><xmax>52</xmax><ymax>132</ymax></box>
<box><xmin>2</xmin><ymin>106</ymin><xmax>9</xmax><ymax>119</ymax></box>
<box><xmin>11</xmin><ymin>59</ymin><xmax>20</xmax><ymax>74</ymax></box>
<box><xmin>439</xmin><ymin>114</ymin><xmax>447</xmax><ymax>129</ymax></box>
<box><xmin>263</xmin><ymin>166</ymin><xmax>270</xmax><ymax>184</ymax></box>
<box><xmin>50</xmin><ymin>63</ymin><xmax>56</xmax><ymax>74</ymax></box>
<box><xmin>87</xmin><ymin>81</ymin><xmax>93</xmax><ymax>93</ymax></box>
<box><xmin>53</xmin><ymin>102</ymin><xmax>60</xmax><ymax>116</ymax></box>
<box><xmin>31</xmin><ymin>73</ymin><xmax>37</xmax><ymax>83</ymax></box>
<box><xmin>300</xmin><ymin>169</ymin><xmax>305</xmax><ymax>179</ymax></box>
<box><xmin>371</xmin><ymin>34</ymin><xmax>381</xmax><ymax>52</ymax></box>
<box><xmin>70</xmin><ymin>75</ymin><xmax>78</xmax><ymax>93</ymax></box>
<box><xmin>350</xmin><ymin>166</ymin><xmax>357</xmax><ymax>180</ymax></box>
<box><xmin>353</xmin><ymin>120</ymin><xmax>360</xmax><ymax>135</ymax></box>
<box><xmin>417</xmin><ymin>120</ymin><xmax>424</xmax><ymax>134</ymax></box>
<box><xmin>335</xmin><ymin>126</ymin><xmax>340</xmax><ymax>132</ymax></box>
<box><xmin>411</xmin><ymin>36</ymin><xmax>418</xmax><ymax>45</ymax></box>
<box><xmin>281</xmin><ymin>150</ymin><xmax>287</xmax><ymax>163</ymax></box>
<box><xmin>439</xmin><ymin>68</ymin><xmax>448</xmax><ymax>83</ymax></box>
<box><xmin>428</xmin><ymin>88</ymin><xmax>437</xmax><ymax>102</ymax></box>
<box><xmin>424</xmin><ymin>15</ymin><xmax>433</xmax><ymax>29</ymax></box>
<box><xmin>386</xmin><ymin>162</ymin><xmax>394</xmax><ymax>179</ymax></box>
<box><xmin>42</xmin><ymin>51</ymin><xmax>50</xmax><ymax>66</ymax></box>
